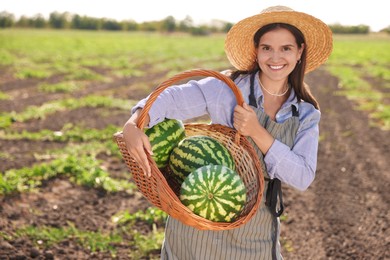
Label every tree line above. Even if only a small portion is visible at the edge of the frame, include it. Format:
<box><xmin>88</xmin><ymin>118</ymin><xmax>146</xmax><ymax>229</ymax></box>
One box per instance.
<box><xmin>1</xmin><ymin>11</ymin><xmax>388</xmax><ymax>35</ymax></box>
<box><xmin>0</xmin><ymin>11</ymin><xmax>232</xmax><ymax>35</ymax></box>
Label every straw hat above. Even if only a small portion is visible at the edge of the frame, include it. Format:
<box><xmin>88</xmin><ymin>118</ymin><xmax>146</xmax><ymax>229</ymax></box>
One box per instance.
<box><xmin>225</xmin><ymin>6</ymin><xmax>333</xmax><ymax>73</ymax></box>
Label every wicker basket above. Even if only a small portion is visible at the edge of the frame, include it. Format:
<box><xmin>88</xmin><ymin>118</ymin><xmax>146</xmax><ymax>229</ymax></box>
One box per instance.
<box><xmin>113</xmin><ymin>69</ymin><xmax>264</xmax><ymax>230</ymax></box>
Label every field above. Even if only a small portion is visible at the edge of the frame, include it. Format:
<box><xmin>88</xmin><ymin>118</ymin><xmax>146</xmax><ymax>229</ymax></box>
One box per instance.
<box><xmin>0</xmin><ymin>29</ymin><xmax>389</xmax><ymax>259</ymax></box>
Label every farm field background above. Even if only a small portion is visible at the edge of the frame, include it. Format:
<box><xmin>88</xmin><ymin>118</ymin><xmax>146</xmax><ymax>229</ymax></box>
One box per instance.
<box><xmin>0</xmin><ymin>29</ymin><xmax>389</xmax><ymax>259</ymax></box>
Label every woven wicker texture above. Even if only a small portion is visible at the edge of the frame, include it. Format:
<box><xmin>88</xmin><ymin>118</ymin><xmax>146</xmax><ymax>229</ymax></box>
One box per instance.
<box><xmin>113</xmin><ymin>69</ymin><xmax>264</xmax><ymax>230</ymax></box>
<box><xmin>224</xmin><ymin>5</ymin><xmax>333</xmax><ymax>73</ymax></box>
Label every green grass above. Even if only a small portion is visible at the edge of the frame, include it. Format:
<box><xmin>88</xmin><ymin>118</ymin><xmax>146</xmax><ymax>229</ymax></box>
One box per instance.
<box><xmin>12</xmin><ymin>223</ymin><xmax>122</xmax><ymax>257</ymax></box>
<box><xmin>0</xmin><ymin>95</ymin><xmax>136</xmax><ymax>129</ymax></box>
<box><xmin>0</xmin><ymin>91</ymin><xmax>10</xmax><ymax>100</ymax></box>
<box><xmin>329</xmin><ymin>34</ymin><xmax>390</xmax><ymax>69</ymax></box>
<box><xmin>0</xmin><ymin>29</ymin><xmax>229</xmax><ymax>80</ymax></box>
<box><xmin>38</xmin><ymin>81</ymin><xmax>86</xmax><ymax>93</ymax></box>
<box><xmin>112</xmin><ymin>207</ymin><xmax>167</xmax><ymax>227</ymax></box>
<box><xmin>0</xmin><ymin>154</ymin><xmax>135</xmax><ymax>195</ymax></box>
<box><xmin>129</xmin><ymin>227</ymin><xmax>165</xmax><ymax>259</ymax></box>
<box><xmin>112</xmin><ymin>207</ymin><xmax>167</xmax><ymax>258</ymax></box>
<box><xmin>0</xmin><ymin>124</ymin><xmax>121</xmax><ymax>142</ymax></box>
<box><xmin>326</xmin><ymin>34</ymin><xmax>390</xmax><ymax>130</ymax></box>
<box><xmin>1</xmin><ymin>211</ymin><xmax>165</xmax><ymax>258</ymax></box>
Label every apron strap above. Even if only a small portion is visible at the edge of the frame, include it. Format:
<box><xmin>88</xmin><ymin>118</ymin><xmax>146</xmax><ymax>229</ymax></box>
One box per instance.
<box><xmin>249</xmin><ymin>72</ymin><xmax>258</xmax><ymax>108</ymax></box>
<box><xmin>266</xmin><ymin>179</ymin><xmax>284</xmax><ymax>217</ymax></box>
<box><xmin>292</xmin><ymin>104</ymin><xmax>299</xmax><ymax>117</ymax></box>
<box><xmin>248</xmin><ymin>71</ymin><xmax>300</xmax><ymax>218</ymax></box>
<box><xmin>265</xmin><ymin>105</ymin><xmax>298</xmax><ymax>218</ymax></box>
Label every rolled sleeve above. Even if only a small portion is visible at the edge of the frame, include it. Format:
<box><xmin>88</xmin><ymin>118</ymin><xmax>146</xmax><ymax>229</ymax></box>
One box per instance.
<box><xmin>264</xmin><ymin>140</ymin><xmax>290</xmax><ymax>176</ymax></box>
<box><xmin>264</xmin><ymin>107</ymin><xmax>320</xmax><ymax>191</ymax></box>
<box><xmin>130</xmin><ymin>77</ymin><xmax>232</xmax><ymax>128</ymax></box>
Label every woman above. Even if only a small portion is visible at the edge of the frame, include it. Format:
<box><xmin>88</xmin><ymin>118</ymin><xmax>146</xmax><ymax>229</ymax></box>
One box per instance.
<box><xmin>123</xmin><ymin>6</ymin><xmax>333</xmax><ymax>260</ymax></box>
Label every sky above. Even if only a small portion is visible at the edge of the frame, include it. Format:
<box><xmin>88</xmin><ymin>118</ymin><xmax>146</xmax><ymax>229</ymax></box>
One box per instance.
<box><xmin>1</xmin><ymin>0</ymin><xmax>389</xmax><ymax>32</ymax></box>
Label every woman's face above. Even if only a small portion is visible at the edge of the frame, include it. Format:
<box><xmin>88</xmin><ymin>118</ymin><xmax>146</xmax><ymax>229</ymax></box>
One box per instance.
<box><xmin>256</xmin><ymin>27</ymin><xmax>304</xmax><ymax>82</ymax></box>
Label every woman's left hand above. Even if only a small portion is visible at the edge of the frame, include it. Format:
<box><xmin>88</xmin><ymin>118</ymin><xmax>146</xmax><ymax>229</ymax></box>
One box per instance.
<box><xmin>233</xmin><ymin>103</ymin><xmax>259</xmax><ymax>137</ymax></box>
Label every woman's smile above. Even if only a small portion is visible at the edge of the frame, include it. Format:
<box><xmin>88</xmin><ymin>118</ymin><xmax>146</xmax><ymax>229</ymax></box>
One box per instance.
<box><xmin>269</xmin><ymin>64</ymin><xmax>285</xmax><ymax>70</ymax></box>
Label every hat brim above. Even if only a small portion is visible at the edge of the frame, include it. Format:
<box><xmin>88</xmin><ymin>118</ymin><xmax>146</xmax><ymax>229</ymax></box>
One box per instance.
<box><xmin>225</xmin><ymin>10</ymin><xmax>333</xmax><ymax>73</ymax></box>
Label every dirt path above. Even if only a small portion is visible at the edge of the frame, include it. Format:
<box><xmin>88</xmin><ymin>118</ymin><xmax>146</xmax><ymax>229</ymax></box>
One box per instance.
<box><xmin>0</xmin><ymin>67</ymin><xmax>389</xmax><ymax>259</ymax></box>
<box><xmin>281</xmin><ymin>69</ymin><xmax>389</xmax><ymax>259</ymax></box>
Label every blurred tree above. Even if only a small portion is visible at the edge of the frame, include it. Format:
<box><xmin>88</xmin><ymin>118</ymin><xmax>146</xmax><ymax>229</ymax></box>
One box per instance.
<box><xmin>329</xmin><ymin>23</ymin><xmax>370</xmax><ymax>34</ymax></box>
<box><xmin>49</xmin><ymin>12</ymin><xmax>71</xmax><ymax>29</ymax></box>
<box><xmin>0</xmin><ymin>11</ymin><xmax>15</xmax><ymax>28</ymax></box>
<box><xmin>15</xmin><ymin>15</ymin><xmax>29</xmax><ymax>27</ymax></box>
<box><xmin>191</xmin><ymin>25</ymin><xmax>210</xmax><ymax>36</ymax></box>
<box><xmin>71</xmin><ymin>15</ymin><xmax>101</xmax><ymax>30</ymax></box>
<box><xmin>379</xmin><ymin>25</ymin><xmax>390</xmax><ymax>34</ymax></box>
<box><xmin>31</xmin><ymin>14</ymin><xmax>46</xmax><ymax>28</ymax></box>
<box><xmin>223</xmin><ymin>22</ymin><xmax>233</xmax><ymax>33</ymax></box>
<box><xmin>178</xmin><ymin>16</ymin><xmax>193</xmax><ymax>32</ymax></box>
<box><xmin>101</xmin><ymin>18</ymin><xmax>122</xmax><ymax>30</ymax></box>
<box><xmin>161</xmin><ymin>16</ymin><xmax>176</xmax><ymax>32</ymax></box>
<box><xmin>139</xmin><ymin>21</ymin><xmax>159</xmax><ymax>31</ymax></box>
<box><xmin>122</xmin><ymin>20</ymin><xmax>138</xmax><ymax>31</ymax></box>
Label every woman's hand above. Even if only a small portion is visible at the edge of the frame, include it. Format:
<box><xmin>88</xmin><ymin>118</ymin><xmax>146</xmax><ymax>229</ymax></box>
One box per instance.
<box><xmin>122</xmin><ymin>110</ymin><xmax>153</xmax><ymax>177</ymax></box>
<box><xmin>233</xmin><ymin>103</ymin><xmax>274</xmax><ymax>154</ymax></box>
<box><xmin>233</xmin><ymin>103</ymin><xmax>259</xmax><ymax>137</ymax></box>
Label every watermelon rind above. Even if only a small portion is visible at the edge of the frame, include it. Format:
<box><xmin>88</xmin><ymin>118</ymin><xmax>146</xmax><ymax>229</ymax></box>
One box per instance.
<box><xmin>169</xmin><ymin>135</ymin><xmax>235</xmax><ymax>182</ymax></box>
<box><xmin>144</xmin><ymin>118</ymin><xmax>186</xmax><ymax>168</ymax></box>
<box><xmin>180</xmin><ymin>165</ymin><xmax>246</xmax><ymax>222</ymax></box>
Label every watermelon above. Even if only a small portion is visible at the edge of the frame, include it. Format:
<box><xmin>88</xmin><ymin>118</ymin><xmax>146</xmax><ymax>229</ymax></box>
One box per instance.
<box><xmin>169</xmin><ymin>135</ymin><xmax>235</xmax><ymax>182</ymax></box>
<box><xmin>144</xmin><ymin>118</ymin><xmax>186</xmax><ymax>168</ymax></box>
<box><xmin>180</xmin><ymin>165</ymin><xmax>246</xmax><ymax>222</ymax></box>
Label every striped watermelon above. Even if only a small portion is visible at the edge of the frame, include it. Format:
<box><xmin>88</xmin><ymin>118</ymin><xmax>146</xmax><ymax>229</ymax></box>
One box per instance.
<box><xmin>144</xmin><ymin>118</ymin><xmax>186</xmax><ymax>168</ymax></box>
<box><xmin>169</xmin><ymin>135</ymin><xmax>235</xmax><ymax>182</ymax></box>
<box><xmin>180</xmin><ymin>165</ymin><xmax>246</xmax><ymax>222</ymax></box>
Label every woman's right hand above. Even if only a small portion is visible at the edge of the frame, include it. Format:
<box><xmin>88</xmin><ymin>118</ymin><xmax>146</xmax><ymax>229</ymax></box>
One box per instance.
<box><xmin>122</xmin><ymin>110</ymin><xmax>153</xmax><ymax>177</ymax></box>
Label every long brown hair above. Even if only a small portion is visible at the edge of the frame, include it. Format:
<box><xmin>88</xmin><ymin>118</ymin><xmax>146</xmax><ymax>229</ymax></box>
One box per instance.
<box><xmin>229</xmin><ymin>23</ymin><xmax>320</xmax><ymax>110</ymax></box>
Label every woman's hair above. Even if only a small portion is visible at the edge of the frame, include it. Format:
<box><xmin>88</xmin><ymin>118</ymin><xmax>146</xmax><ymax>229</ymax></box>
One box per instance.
<box><xmin>229</xmin><ymin>23</ymin><xmax>320</xmax><ymax>110</ymax></box>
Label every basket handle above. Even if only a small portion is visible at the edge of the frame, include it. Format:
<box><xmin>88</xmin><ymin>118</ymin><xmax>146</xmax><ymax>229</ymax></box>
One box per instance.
<box><xmin>136</xmin><ymin>69</ymin><xmax>245</xmax><ymax>129</ymax></box>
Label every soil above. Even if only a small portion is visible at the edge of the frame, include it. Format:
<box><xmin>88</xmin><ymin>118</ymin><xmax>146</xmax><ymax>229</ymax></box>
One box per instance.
<box><xmin>0</xmin><ymin>66</ymin><xmax>389</xmax><ymax>259</ymax></box>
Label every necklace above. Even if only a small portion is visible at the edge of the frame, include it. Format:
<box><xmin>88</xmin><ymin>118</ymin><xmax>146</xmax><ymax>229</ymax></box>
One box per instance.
<box><xmin>259</xmin><ymin>79</ymin><xmax>290</xmax><ymax>97</ymax></box>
